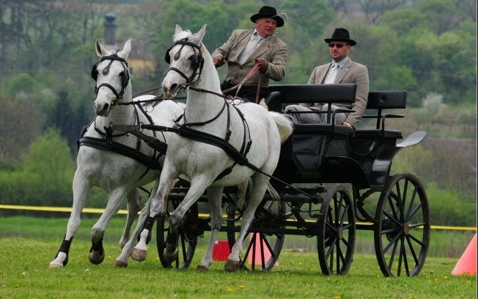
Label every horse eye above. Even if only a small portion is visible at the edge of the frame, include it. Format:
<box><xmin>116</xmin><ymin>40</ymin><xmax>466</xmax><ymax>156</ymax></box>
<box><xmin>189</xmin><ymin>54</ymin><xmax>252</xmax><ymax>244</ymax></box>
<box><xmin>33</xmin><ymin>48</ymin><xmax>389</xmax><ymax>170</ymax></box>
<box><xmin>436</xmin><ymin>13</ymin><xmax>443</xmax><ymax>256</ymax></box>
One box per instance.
<box><xmin>189</xmin><ymin>56</ymin><xmax>199</xmax><ymax>65</ymax></box>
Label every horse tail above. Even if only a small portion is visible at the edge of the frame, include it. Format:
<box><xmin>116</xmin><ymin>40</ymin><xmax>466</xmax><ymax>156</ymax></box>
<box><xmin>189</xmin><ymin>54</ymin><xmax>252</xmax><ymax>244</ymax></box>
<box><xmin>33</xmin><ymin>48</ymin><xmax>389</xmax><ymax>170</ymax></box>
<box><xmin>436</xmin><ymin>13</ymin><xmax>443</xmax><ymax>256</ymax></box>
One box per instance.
<box><xmin>269</xmin><ymin>111</ymin><xmax>294</xmax><ymax>144</ymax></box>
<box><xmin>236</xmin><ymin>178</ymin><xmax>252</xmax><ymax>208</ymax></box>
<box><xmin>236</xmin><ymin>179</ymin><xmax>279</xmax><ymax>208</ymax></box>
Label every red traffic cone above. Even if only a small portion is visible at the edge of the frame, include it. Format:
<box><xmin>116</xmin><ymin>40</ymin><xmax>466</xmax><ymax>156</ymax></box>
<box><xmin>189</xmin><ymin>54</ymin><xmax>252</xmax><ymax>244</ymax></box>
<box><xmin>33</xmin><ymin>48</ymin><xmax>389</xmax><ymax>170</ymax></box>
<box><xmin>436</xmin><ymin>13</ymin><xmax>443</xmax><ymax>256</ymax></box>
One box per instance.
<box><xmin>451</xmin><ymin>233</ymin><xmax>477</xmax><ymax>276</ymax></box>
<box><xmin>212</xmin><ymin>240</ymin><xmax>230</xmax><ymax>261</ymax></box>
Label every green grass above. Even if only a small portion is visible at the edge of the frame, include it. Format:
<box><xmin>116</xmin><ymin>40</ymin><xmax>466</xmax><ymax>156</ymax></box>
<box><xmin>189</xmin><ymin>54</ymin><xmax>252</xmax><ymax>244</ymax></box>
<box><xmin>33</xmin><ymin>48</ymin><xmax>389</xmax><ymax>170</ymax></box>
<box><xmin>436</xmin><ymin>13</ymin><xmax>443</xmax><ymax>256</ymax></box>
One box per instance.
<box><xmin>0</xmin><ymin>216</ymin><xmax>476</xmax><ymax>299</ymax></box>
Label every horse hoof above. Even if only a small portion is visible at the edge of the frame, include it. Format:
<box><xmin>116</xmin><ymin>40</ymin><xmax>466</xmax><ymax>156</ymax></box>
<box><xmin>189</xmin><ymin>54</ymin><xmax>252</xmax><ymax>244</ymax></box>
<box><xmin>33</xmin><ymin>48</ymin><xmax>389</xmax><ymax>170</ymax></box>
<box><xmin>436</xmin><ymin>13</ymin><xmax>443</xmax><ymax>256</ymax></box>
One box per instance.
<box><xmin>113</xmin><ymin>260</ymin><xmax>128</xmax><ymax>268</ymax></box>
<box><xmin>50</xmin><ymin>252</ymin><xmax>67</xmax><ymax>268</ymax></box>
<box><xmin>224</xmin><ymin>259</ymin><xmax>242</xmax><ymax>272</ymax></box>
<box><xmin>130</xmin><ymin>248</ymin><xmax>147</xmax><ymax>262</ymax></box>
<box><xmin>196</xmin><ymin>265</ymin><xmax>209</xmax><ymax>272</ymax></box>
<box><xmin>162</xmin><ymin>247</ymin><xmax>178</xmax><ymax>264</ymax></box>
<box><xmin>89</xmin><ymin>252</ymin><xmax>105</xmax><ymax>265</ymax></box>
<box><xmin>49</xmin><ymin>262</ymin><xmax>64</xmax><ymax>268</ymax></box>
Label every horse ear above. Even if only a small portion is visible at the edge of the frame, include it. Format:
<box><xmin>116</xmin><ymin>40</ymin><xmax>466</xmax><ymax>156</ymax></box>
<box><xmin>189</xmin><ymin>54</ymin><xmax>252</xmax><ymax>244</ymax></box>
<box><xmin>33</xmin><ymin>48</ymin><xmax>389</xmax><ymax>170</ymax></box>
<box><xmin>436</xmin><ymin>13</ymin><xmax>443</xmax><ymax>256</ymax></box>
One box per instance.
<box><xmin>95</xmin><ymin>39</ymin><xmax>105</xmax><ymax>57</ymax></box>
<box><xmin>191</xmin><ymin>24</ymin><xmax>206</xmax><ymax>44</ymax></box>
<box><xmin>175</xmin><ymin>24</ymin><xmax>183</xmax><ymax>35</ymax></box>
<box><xmin>119</xmin><ymin>39</ymin><xmax>132</xmax><ymax>59</ymax></box>
<box><xmin>197</xmin><ymin>24</ymin><xmax>206</xmax><ymax>40</ymax></box>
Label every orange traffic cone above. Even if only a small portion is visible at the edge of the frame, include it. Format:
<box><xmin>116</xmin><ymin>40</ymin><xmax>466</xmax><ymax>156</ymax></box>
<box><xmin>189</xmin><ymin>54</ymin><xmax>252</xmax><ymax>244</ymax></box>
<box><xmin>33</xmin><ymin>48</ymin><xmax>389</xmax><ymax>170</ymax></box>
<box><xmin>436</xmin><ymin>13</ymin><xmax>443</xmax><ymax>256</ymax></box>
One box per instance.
<box><xmin>247</xmin><ymin>233</ymin><xmax>276</xmax><ymax>266</ymax></box>
<box><xmin>451</xmin><ymin>233</ymin><xmax>477</xmax><ymax>276</ymax></box>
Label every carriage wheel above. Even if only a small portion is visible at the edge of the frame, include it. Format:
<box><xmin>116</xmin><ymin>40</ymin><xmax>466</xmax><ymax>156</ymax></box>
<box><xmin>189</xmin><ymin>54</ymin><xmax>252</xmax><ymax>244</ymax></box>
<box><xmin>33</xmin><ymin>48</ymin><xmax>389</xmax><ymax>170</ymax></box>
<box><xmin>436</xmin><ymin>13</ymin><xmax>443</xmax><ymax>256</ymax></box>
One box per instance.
<box><xmin>226</xmin><ymin>194</ymin><xmax>285</xmax><ymax>271</ymax></box>
<box><xmin>156</xmin><ymin>200</ymin><xmax>197</xmax><ymax>269</ymax></box>
<box><xmin>317</xmin><ymin>185</ymin><xmax>356</xmax><ymax>275</ymax></box>
<box><xmin>374</xmin><ymin>173</ymin><xmax>430</xmax><ymax>277</ymax></box>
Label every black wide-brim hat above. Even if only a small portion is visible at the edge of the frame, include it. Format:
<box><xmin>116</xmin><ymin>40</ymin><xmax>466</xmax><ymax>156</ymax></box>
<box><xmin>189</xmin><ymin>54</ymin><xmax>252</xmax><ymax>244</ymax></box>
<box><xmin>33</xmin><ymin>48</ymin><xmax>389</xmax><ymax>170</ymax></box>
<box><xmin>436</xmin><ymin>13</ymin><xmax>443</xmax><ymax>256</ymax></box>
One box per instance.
<box><xmin>324</xmin><ymin>28</ymin><xmax>356</xmax><ymax>46</ymax></box>
<box><xmin>250</xmin><ymin>6</ymin><xmax>284</xmax><ymax>27</ymax></box>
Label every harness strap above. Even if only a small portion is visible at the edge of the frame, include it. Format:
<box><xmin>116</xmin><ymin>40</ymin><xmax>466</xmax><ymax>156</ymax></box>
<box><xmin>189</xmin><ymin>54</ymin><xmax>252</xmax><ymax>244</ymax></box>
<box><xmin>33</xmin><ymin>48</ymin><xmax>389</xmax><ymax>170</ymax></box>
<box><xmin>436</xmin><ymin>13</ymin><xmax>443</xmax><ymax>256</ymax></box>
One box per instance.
<box><xmin>168</xmin><ymin>67</ymin><xmax>191</xmax><ymax>83</ymax></box>
<box><xmin>180</xmin><ymin>97</ymin><xmax>228</xmax><ymax>129</ymax></box>
<box><xmin>126</xmin><ymin>130</ymin><xmax>168</xmax><ymax>153</ymax></box>
<box><xmin>112</xmin><ymin>124</ymin><xmax>169</xmax><ymax>154</ymax></box>
<box><xmin>78</xmin><ymin>136</ymin><xmax>164</xmax><ymax>170</ymax></box>
<box><xmin>230</xmin><ymin>105</ymin><xmax>252</xmax><ymax>156</ymax></box>
<box><xmin>176</xmin><ymin>127</ymin><xmax>250</xmax><ymax>167</ymax></box>
<box><xmin>95</xmin><ymin>82</ymin><xmax>122</xmax><ymax>99</ymax></box>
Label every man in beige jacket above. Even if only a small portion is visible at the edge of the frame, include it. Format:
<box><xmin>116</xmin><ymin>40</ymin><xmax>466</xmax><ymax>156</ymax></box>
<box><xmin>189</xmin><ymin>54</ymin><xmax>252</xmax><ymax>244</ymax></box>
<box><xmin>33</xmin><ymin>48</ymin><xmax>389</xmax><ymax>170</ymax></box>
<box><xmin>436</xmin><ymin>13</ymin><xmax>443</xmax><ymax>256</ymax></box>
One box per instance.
<box><xmin>285</xmin><ymin>28</ymin><xmax>369</xmax><ymax>128</ymax></box>
<box><xmin>212</xmin><ymin>6</ymin><xmax>288</xmax><ymax>102</ymax></box>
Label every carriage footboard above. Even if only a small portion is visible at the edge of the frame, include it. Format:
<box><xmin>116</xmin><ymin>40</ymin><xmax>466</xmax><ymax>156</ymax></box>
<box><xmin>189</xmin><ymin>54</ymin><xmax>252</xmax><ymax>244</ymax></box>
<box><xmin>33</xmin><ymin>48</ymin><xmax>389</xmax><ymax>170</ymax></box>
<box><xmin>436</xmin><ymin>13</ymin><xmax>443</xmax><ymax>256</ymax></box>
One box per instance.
<box><xmin>368</xmin><ymin>130</ymin><xmax>427</xmax><ymax>188</ymax></box>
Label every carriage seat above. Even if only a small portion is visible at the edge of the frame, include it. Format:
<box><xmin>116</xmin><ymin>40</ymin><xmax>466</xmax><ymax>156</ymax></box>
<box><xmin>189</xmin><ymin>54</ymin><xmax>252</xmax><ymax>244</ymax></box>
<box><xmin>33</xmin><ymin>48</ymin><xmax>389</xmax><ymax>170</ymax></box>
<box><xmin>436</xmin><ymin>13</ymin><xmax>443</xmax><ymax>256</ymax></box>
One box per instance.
<box><xmin>267</xmin><ymin>83</ymin><xmax>357</xmax><ymax>136</ymax></box>
<box><xmin>357</xmin><ymin>90</ymin><xmax>407</xmax><ymax>137</ymax></box>
<box><xmin>267</xmin><ymin>84</ymin><xmax>357</xmax><ymax>182</ymax></box>
<box><xmin>350</xmin><ymin>90</ymin><xmax>407</xmax><ymax>156</ymax></box>
<box><xmin>268</xmin><ymin>83</ymin><xmax>356</xmax><ymax>110</ymax></box>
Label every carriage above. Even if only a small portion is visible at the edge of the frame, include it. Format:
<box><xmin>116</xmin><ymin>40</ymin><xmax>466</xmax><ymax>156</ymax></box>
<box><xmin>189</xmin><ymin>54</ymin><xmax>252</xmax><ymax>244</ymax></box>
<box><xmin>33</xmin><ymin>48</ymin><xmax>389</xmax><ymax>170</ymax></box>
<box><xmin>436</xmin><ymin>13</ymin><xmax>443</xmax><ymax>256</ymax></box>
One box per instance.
<box><xmin>51</xmin><ymin>25</ymin><xmax>429</xmax><ymax>277</ymax></box>
<box><xmin>156</xmin><ymin>83</ymin><xmax>430</xmax><ymax>277</ymax></box>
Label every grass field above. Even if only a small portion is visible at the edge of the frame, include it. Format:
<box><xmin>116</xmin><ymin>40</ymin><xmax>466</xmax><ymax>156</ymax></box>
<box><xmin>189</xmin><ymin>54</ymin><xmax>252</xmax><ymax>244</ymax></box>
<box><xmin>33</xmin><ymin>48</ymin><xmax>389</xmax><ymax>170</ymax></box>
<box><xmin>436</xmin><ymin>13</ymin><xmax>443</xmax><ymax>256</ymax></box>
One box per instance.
<box><xmin>0</xmin><ymin>216</ymin><xmax>476</xmax><ymax>299</ymax></box>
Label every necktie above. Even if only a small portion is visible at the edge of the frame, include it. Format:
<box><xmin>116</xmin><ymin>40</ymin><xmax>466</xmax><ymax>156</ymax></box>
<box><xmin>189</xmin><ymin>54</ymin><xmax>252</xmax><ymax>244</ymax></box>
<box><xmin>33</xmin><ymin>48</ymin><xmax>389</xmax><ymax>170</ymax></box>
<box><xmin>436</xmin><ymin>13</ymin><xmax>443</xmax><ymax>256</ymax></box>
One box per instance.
<box><xmin>324</xmin><ymin>64</ymin><xmax>339</xmax><ymax>84</ymax></box>
<box><xmin>239</xmin><ymin>34</ymin><xmax>260</xmax><ymax>64</ymax></box>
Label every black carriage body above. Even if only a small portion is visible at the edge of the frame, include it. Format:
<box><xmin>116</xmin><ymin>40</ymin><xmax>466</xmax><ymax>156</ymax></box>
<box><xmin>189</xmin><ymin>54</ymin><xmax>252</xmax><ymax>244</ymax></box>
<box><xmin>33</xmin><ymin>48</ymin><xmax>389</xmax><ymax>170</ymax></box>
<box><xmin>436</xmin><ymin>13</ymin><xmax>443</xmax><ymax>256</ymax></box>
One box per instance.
<box><xmin>268</xmin><ymin>84</ymin><xmax>364</xmax><ymax>186</ymax></box>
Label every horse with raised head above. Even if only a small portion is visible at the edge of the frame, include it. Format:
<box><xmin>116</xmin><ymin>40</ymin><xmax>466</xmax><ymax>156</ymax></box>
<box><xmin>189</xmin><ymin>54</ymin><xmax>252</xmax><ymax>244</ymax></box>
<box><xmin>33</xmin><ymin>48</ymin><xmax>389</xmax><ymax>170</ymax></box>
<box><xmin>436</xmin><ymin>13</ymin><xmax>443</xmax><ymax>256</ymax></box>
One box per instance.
<box><xmin>114</xmin><ymin>24</ymin><xmax>293</xmax><ymax>271</ymax></box>
<box><xmin>49</xmin><ymin>39</ymin><xmax>184</xmax><ymax>268</ymax></box>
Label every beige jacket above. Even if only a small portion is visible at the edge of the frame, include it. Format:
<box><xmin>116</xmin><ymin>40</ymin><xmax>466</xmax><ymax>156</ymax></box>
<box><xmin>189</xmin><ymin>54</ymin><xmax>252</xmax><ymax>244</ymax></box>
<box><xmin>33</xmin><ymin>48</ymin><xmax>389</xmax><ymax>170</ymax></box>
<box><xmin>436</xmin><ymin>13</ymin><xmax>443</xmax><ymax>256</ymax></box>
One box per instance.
<box><xmin>305</xmin><ymin>58</ymin><xmax>369</xmax><ymax>127</ymax></box>
<box><xmin>212</xmin><ymin>29</ymin><xmax>288</xmax><ymax>87</ymax></box>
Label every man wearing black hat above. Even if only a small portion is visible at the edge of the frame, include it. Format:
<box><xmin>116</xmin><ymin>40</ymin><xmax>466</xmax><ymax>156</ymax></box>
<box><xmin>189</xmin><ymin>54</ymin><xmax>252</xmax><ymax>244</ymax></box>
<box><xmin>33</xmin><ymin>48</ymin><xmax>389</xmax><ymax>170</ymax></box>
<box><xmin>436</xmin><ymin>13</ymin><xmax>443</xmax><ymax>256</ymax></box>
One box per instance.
<box><xmin>212</xmin><ymin>6</ymin><xmax>288</xmax><ymax>102</ymax></box>
<box><xmin>285</xmin><ymin>28</ymin><xmax>369</xmax><ymax>128</ymax></box>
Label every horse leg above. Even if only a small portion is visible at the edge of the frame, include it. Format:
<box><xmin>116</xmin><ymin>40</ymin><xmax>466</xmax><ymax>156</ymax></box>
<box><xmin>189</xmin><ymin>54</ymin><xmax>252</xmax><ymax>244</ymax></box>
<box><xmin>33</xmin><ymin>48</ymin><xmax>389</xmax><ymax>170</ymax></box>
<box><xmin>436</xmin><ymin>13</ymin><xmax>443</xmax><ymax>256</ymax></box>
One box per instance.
<box><xmin>50</xmin><ymin>171</ymin><xmax>90</xmax><ymax>268</ymax></box>
<box><xmin>225</xmin><ymin>175</ymin><xmax>270</xmax><ymax>272</ymax></box>
<box><xmin>119</xmin><ymin>189</ymin><xmax>142</xmax><ymax>248</ymax></box>
<box><xmin>197</xmin><ymin>186</ymin><xmax>224</xmax><ymax>271</ymax></box>
<box><xmin>163</xmin><ymin>177</ymin><xmax>209</xmax><ymax>265</ymax></box>
<box><xmin>130</xmin><ymin>179</ymin><xmax>169</xmax><ymax>262</ymax></box>
<box><xmin>114</xmin><ymin>198</ymin><xmax>152</xmax><ymax>267</ymax></box>
<box><xmin>89</xmin><ymin>188</ymin><xmax>129</xmax><ymax>265</ymax></box>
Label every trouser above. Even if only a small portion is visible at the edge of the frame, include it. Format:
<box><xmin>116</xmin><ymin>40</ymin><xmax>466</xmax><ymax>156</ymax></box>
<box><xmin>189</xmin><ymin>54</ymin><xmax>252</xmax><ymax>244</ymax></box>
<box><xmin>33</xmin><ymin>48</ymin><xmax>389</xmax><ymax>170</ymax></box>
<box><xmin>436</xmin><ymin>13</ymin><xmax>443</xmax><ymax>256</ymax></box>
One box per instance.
<box><xmin>284</xmin><ymin>104</ymin><xmax>347</xmax><ymax>124</ymax></box>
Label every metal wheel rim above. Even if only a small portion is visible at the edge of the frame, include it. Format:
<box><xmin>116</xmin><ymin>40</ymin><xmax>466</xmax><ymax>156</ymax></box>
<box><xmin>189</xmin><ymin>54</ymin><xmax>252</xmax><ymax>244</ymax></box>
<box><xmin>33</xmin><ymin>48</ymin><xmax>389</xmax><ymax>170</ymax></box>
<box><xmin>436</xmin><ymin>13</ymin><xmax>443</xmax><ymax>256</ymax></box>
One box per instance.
<box><xmin>156</xmin><ymin>201</ymin><xmax>197</xmax><ymax>269</ymax></box>
<box><xmin>374</xmin><ymin>173</ymin><xmax>430</xmax><ymax>277</ymax></box>
<box><xmin>226</xmin><ymin>197</ymin><xmax>285</xmax><ymax>271</ymax></box>
<box><xmin>317</xmin><ymin>185</ymin><xmax>356</xmax><ymax>275</ymax></box>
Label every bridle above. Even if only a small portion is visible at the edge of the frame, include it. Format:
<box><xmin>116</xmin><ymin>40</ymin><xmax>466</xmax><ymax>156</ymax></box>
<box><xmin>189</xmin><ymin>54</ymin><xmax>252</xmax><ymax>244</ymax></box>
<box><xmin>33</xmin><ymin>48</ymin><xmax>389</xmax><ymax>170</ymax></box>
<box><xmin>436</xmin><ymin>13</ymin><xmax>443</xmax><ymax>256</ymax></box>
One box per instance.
<box><xmin>164</xmin><ymin>39</ymin><xmax>205</xmax><ymax>88</ymax></box>
<box><xmin>91</xmin><ymin>54</ymin><xmax>136</xmax><ymax>138</ymax></box>
<box><xmin>91</xmin><ymin>54</ymin><xmax>130</xmax><ymax>105</ymax></box>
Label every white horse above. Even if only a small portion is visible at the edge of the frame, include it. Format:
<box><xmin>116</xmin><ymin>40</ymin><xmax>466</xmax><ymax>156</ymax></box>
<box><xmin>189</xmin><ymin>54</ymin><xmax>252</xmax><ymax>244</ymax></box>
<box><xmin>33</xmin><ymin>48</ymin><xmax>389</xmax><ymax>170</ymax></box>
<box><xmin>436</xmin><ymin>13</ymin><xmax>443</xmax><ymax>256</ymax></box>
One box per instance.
<box><xmin>49</xmin><ymin>39</ymin><xmax>184</xmax><ymax>268</ymax></box>
<box><xmin>115</xmin><ymin>24</ymin><xmax>293</xmax><ymax>271</ymax></box>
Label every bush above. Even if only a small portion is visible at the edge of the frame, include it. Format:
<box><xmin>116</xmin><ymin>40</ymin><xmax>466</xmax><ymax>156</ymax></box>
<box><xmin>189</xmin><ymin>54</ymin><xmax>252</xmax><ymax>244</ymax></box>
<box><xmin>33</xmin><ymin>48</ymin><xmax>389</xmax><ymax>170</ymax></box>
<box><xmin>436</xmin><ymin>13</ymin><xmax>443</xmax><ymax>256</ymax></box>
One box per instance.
<box><xmin>0</xmin><ymin>129</ymin><xmax>75</xmax><ymax>212</ymax></box>
<box><xmin>426</xmin><ymin>183</ymin><xmax>476</xmax><ymax>226</ymax></box>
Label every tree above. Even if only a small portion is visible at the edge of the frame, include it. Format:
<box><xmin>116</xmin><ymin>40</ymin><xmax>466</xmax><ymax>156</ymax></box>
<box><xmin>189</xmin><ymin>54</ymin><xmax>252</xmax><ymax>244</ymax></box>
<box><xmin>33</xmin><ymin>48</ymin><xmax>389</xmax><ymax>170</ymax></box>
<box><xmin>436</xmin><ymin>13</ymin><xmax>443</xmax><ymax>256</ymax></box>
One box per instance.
<box><xmin>416</xmin><ymin>0</ymin><xmax>463</xmax><ymax>34</ymax></box>
<box><xmin>20</xmin><ymin>129</ymin><xmax>75</xmax><ymax>206</ymax></box>
<box><xmin>0</xmin><ymin>98</ymin><xmax>43</xmax><ymax>162</ymax></box>
<box><xmin>381</xmin><ymin>7</ymin><xmax>427</xmax><ymax>36</ymax></box>
<box><xmin>47</xmin><ymin>90</ymin><xmax>80</xmax><ymax>152</ymax></box>
<box><xmin>0</xmin><ymin>72</ymin><xmax>46</xmax><ymax>162</ymax></box>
